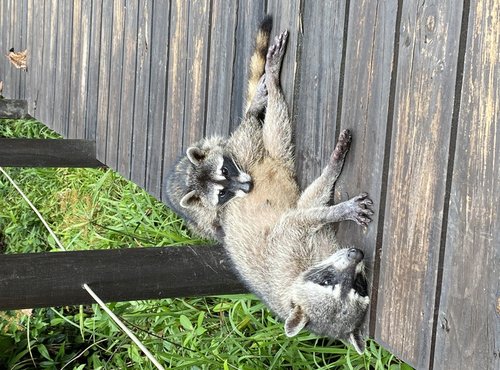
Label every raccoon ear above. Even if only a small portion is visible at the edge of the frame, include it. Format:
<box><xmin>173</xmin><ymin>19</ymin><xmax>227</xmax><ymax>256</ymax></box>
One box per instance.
<box><xmin>349</xmin><ymin>330</ymin><xmax>366</xmax><ymax>355</ymax></box>
<box><xmin>284</xmin><ymin>305</ymin><xmax>308</xmax><ymax>337</ymax></box>
<box><xmin>180</xmin><ymin>190</ymin><xmax>199</xmax><ymax>208</ymax></box>
<box><xmin>186</xmin><ymin>147</ymin><xmax>205</xmax><ymax>165</ymax></box>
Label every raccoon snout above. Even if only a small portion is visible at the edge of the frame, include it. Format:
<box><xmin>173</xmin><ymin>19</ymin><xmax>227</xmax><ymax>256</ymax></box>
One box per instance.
<box><xmin>347</xmin><ymin>248</ymin><xmax>364</xmax><ymax>262</ymax></box>
<box><xmin>238</xmin><ymin>180</ymin><xmax>253</xmax><ymax>193</ymax></box>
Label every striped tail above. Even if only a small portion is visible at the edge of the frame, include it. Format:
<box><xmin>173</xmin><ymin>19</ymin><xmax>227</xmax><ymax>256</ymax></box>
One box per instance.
<box><xmin>244</xmin><ymin>15</ymin><xmax>272</xmax><ymax>114</ymax></box>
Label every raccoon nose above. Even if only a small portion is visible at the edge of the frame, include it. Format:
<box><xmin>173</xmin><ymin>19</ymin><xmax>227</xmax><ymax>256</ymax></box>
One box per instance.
<box><xmin>240</xmin><ymin>180</ymin><xmax>253</xmax><ymax>193</ymax></box>
<box><xmin>348</xmin><ymin>248</ymin><xmax>364</xmax><ymax>262</ymax></box>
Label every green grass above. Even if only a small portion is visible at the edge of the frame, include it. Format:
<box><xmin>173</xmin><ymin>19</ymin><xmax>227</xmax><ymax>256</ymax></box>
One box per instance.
<box><xmin>0</xmin><ymin>119</ymin><xmax>412</xmax><ymax>369</ymax></box>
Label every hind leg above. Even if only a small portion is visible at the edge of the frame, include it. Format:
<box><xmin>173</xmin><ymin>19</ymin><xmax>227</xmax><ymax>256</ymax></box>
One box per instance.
<box><xmin>297</xmin><ymin>129</ymin><xmax>352</xmax><ymax>209</ymax></box>
<box><xmin>262</xmin><ymin>31</ymin><xmax>294</xmax><ymax>172</ymax></box>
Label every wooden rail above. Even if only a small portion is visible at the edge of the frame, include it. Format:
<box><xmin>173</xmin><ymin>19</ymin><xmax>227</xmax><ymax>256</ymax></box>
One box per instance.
<box><xmin>0</xmin><ymin>245</ymin><xmax>245</xmax><ymax>310</ymax></box>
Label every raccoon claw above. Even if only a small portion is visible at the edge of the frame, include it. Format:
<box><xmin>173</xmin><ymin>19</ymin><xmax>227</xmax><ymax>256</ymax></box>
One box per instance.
<box><xmin>332</xmin><ymin>129</ymin><xmax>352</xmax><ymax>161</ymax></box>
<box><xmin>347</xmin><ymin>193</ymin><xmax>374</xmax><ymax>227</ymax></box>
<box><xmin>265</xmin><ymin>30</ymin><xmax>288</xmax><ymax>76</ymax></box>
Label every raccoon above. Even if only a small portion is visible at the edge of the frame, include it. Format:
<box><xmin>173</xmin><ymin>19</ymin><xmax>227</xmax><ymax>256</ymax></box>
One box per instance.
<box><xmin>165</xmin><ymin>16</ymin><xmax>273</xmax><ymax>241</ymax></box>
<box><xmin>220</xmin><ymin>31</ymin><xmax>373</xmax><ymax>353</ymax></box>
<box><xmin>165</xmin><ymin>18</ymin><xmax>373</xmax><ymax>352</ymax></box>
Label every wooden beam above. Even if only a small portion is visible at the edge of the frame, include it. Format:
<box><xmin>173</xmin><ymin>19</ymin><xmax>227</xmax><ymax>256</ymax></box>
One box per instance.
<box><xmin>0</xmin><ymin>245</ymin><xmax>246</xmax><ymax>310</ymax></box>
<box><xmin>0</xmin><ymin>99</ymin><xmax>29</xmax><ymax>119</ymax></box>
<box><xmin>0</xmin><ymin>139</ymin><xmax>103</xmax><ymax>167</ymax></box>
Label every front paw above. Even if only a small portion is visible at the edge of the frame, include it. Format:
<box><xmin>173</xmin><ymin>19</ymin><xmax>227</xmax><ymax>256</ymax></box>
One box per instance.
<box><xmin>345</xmin><ymin>193</ymin><xmax>374</xmax><ymax>227</ymax></box>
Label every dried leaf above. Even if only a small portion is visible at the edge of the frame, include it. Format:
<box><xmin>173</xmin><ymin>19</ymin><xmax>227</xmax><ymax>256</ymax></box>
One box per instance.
<box><xmin>7</xmin><ymin>48</ymin><xmax>28</xmax><ymax>71</ymax></box>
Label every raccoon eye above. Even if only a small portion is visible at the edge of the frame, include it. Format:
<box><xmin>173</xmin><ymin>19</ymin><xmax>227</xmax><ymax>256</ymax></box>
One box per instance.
<box><xmin>320</xmin><ymin>280</ymin><xmax>331</xmax><ymax>286</ymax></box>
<box><xmin>218</xmin><ymin>189</ymin><xmax>227</xmax><ymax>198</ymax></box>
<box><xmin>221</xmin><ymin>167</ymin><xmax>229</xmax><ymax>176</ymax></box>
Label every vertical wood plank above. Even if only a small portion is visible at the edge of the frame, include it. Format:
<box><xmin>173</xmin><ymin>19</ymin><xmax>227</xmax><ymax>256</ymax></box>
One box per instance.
<box><xmin>292</xmin><ymin>0</ymin><xmax>345</xmax><ymax>190</ymax></box>
<box><xmin>117</xmin><ymin>0</ymin><xmax>139</xmax><ymax>179</ymax></box>
<box><xmin>0</xmin><ymin>1</ymin><xmax>10</xmax><ymax>96</ymax></box>
<box><xmin>68</xmin><ymin>0</ymin><xmax>92</xmax><ymax>140</ymax></box>
<box><xmin>146</xmin><ymin>0</ymin><xmax>171</xmax><ymax>199</ymax></box>
<box><xmin>334</xmin><ymin>0</ymin><xmax>399</xmax><ymax>336</ymax></box>
<box><xmin>266</xmin><ymin>0</ymin><xmax>301</xmax><ymax>118</ymax></box>
<box><xmin>433</xmin><ymin>1</ymin><xmax>500</xmax><ymax>368</ymax></box>
<box><xmin>0</xmin><ymin>2</ymin><xmax>5</xmax><ymax>89</ymax></box>
<box><xmin>39</xmin><ymin>0</ymin><xmax>59</xmax><ymax>133</ymax></box>
<box><xmin>8</xmin><ymin>0</ymin><xmax>20</xmax><ymax>98</ymax></box>
<box><xmin>52</xmin><ymin>0</ymin><xmax>71</xmax><ymax>137</ymax></box>
<box><xmin>161</xmin><ymin>0</ymin><xmax>187</xmax><ymax>199</ymax></box>
<box><xmin>105</xmin><ymin>0</ymin><xmax>125</xmax><ymax>170</ymax></box>
<box><xmin>17</xmin><ymin>0</ymin><xmax>29</xmax><ymax>99</ymax></box>
<box><xmin>85</xmin><ymin>0</ymin><xmax>103</xmax><ymax>141</ymax></box>
<box><xmin>68</xmin><ymin>0</ymin><xmax>83</xmax><ymax>139</ymax></box>
<box><xmin>130</xmin><ymin>1</ymin><xmax>153</xmax><ymax>188</ymax></box>
<box><xmin>77</xmin><ymin>0</ymin><xmax>92</xmax><ymax>140</ymax></box>
<box><xmin>375</xmin><ymin>0</ymin><xmax>464</xmax><ymax>367</ymax></box>
<box><xmin>181</xmin><ymin>0</ymin><xmax>211</xmax><ymax>148</ymax></box>
<box><xmin>28</xmin><ymin>0</ymin><xmax>45</xmax><ymax>117</ymax></box>
<box><xmin>229</xmin><ymin>0</ymin><xmax>266</xmax><ymax>131</ymax></box>
<box><xmin>24</xmin><ymin>0</ymin><xmax>34</xmax><ymax>105</ymax></box>
<box><xmin>96</xmin><ymin>0</ymin><xmax>113</xmax><ymax>161</ymax></box>
<box><xmin>204</xmin><ymin>1</ymin><xmax>237</xmax><ymax>137</ymax></box>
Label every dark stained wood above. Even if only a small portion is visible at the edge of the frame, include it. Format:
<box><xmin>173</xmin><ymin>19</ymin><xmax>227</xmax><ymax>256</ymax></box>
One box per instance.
<box><xmin>41</xmin><ymin>0</ymin><xmax>59</xmax><ymax>134</ymax></box>
<box><xmin>182</xmin><ymin>0</ymin><xmax>211</xmax><ymax>146</ymax></box>
<box><xmin>95</xmin><ymin>0</ymin><xmax>113</xmax><ymax>162</ymax></box>
<box><xmin>24</xmin><ymin>0</ymin><xmax>34</xmax><ymax>106</ymax></box>
<box><xmin>0</xmin><ymin>99</ymin><xmax>28</xmax><ymax>118</ymax></box>
<box><xmin>68</xmin><ymin>0</ymin><xmax>92</xmax><ymax>140</ymax></box>
<box><xmin>0</xmin><ymin>139</ymin><xmax>103</xmax><ymax>167</ymax></box>
<box><xmin>375</xmin><ymin>0</ymin><xmax>465</xmax><ymax>368</ymax></box>
<box><xmin>293</xmin><ymin>0</ymin><xmax>346</xmax><ymax>190</ymax></box>
<box><xmin>334</xmin><ymin>0</ymin><xmax>399</xmax><ymax>336</ymax></box>
<box><xmin>204</xmin><ymin>1</ymin><xmax>237</xmax><ymax>138</ymax></box>
<box><xmin>105</xmin><ymin>0</ymin><xmax>125</xmax><ymax>170</ymax></box>
<box><xmin>228</xmin><ymin>0</ymin><xmax>266</xmax><ymax>132</ymax></box>
<box><xmin>130</xmin><ymin>1</ymin><xmax>152</xmax><ymax>189</ymax></box>
<box><xmin>85</xmin><ymin>0</ymin><xmax>103</xmax><ymax>141</ymax></box>
<box><xmin>146</xmin><ymin>0</ymin><xmax>171</xmax><ymax>199</ymax></box>
<box><xmin>162</xmin><ymin>0</ymin><xmax>187</xmax><ymax>198</ymax></box>
<box><xmin>28</xmin><ymin>0</ymin><xmax>45</xmax><ymax>117</ymax></box>
<box><xmin>117</xmin><ymin>0</ymin><xmax>139</xmax><ymax>179</ymax></box>
<box><xmin>0</xmin><ymin>245</ymin><xmax>246</xmax><ymax>310</ymax></box>
<box><xmin>1</xmin><ymin>1</ymin><xmax>499</xmax><ymax>366</ymax></box>
<box><xmin>432</xmin><ymin>1</ymin><xmax>500</xmax><ymax>369</ymax></box>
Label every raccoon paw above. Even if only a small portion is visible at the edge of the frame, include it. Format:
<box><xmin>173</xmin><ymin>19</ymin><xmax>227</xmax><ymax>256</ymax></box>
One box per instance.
<box><xmin>345</xmin><ymin>193</ymin><xmax>374</xmax><ymax>227</ymax></box>
<box><xmin>332</xmin><ymin>129</ymin><xmax>352</xmax><ymax>161</ymax></box>
<box><xmin>265</xmin><ymin>30</ymin><xmax>288</xmax><ymax>77</ymax></box>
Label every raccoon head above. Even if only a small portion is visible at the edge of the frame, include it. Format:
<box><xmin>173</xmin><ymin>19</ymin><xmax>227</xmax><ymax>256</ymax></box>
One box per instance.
<box><xmin>179</xmin><ymin>145</ymin><xmax>253</xmax><ymax>209</ymax></box>
<box><xmin>285</xmin><ymin>248</ymin><xmax>369</xmax><ymax>354</ymax></box>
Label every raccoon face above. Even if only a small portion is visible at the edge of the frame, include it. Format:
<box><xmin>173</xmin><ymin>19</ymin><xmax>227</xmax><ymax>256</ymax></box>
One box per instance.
<box><xmin>285</xmin><ymin>248</ymin><xmax>369</xmax><ymax>354</ymax></box>
<box><xmin>180</xmin><ymin>146</ymin><xmax>253</xmax><ymax>209</ymax></box>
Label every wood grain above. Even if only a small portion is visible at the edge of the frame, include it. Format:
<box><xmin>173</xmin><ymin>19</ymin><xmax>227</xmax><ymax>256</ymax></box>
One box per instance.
<box><xmin>293</xmin><ymin>0</ymin><xmax>346</xmax><ymax>190</ymax></box>
<box><xmin>105</xmin><ymin>0</ymin><xmax>125</xmax><ymax>169</ymax></box>
<box><xmin>375</xmin><ymin>0</ymin><xmax>464</xmax><ymax>367</ymax></box>
<box><xmin>95</xmin><ymin>0</ymin><xmax>113</xmax><ymax>162</ymax></box>
<box><xmin>0</xmin><ymin>139</ymin><xmax>102</xmax><ymax>167</ymax></box>
<box><xmin>130</xmin><ymin>1</ymin><xmax>153</xmax><ymax>188</ymax></box>
<box><xmin>334</xmin><ymin>0</ymin><xmax>399</xmax><ymax>336</ymax></box>
<box><xmin>117</xmin><ymin>0</ymin><xmax>139</xmax><ymax>179</ymax></box>
<box><xmin>204</xmin><ymin>1</ymin><xmax>237</xmax><ymax>138</ymax></box>
<box><xmin>0</xmin><ymin>245</ymin><xmax>245</xmax><ymax>310</ymax></box>
<box><xmin>432</xmin><ymin>0</ymin><xmax>500</xmax><ymax>368</ymax></box>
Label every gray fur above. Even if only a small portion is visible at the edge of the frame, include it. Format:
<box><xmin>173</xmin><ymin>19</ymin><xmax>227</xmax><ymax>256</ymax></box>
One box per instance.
<box><xmin>165</xmin><ymin>22</ymin><xmax>373</xmax><ymax>354</ymax></box>
<box><xmin>220</xmin><ymin>31</ymin><xmax>373</xmax><ymax>354</ymax></box>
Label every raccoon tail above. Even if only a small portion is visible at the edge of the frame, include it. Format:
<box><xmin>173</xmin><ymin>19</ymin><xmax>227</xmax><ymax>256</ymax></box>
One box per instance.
<box><xmin>244</xmin><ymin>15</ymin><xmax>272</xmax><ymax>114</ymax></box>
